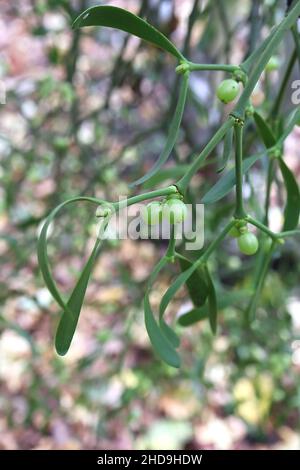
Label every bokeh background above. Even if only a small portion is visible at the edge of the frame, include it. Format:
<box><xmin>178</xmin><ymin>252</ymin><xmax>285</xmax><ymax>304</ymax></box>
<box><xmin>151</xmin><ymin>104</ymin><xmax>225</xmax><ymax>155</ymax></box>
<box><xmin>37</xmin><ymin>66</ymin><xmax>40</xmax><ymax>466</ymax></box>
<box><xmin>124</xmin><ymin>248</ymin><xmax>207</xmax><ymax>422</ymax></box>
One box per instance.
<box><xmin>1</xmin><ymin>0</ymin><xmax>300</xmax><ymax>450</ymax></box>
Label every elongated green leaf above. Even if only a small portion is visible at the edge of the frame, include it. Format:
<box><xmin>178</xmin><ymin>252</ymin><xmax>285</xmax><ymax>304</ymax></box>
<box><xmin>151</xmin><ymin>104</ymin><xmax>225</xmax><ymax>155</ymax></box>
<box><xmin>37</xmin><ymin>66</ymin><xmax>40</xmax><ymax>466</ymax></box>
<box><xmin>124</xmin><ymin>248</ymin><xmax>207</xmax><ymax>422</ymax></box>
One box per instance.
<box><xmin>253</xmin><ymin>112</ymin><xmax>276</xmax><ymax>149</ymax></box>
<box><xmin>204</xmin><ymin>266</ymin><xmax>217</xmax><ymax>334</ymax></box>
<box><xmin>178</xmin><ymin>290</ymin><xmax>251</xmax><ymax>326</ymax></box>
<box><xmin>160</xmin><ymin>320</ymin><xmax>180</xmax><ymax>348</ymax></box>
<box><xmin>202</xmin><ymin>152</ymin><xmax>264</xmax><ymax>204</ymax></box>
<box><xmin>178</xmin><ymin>256</ymin><xmax>208</xmax><ymax>307</ymax></box>
<box><xmin>279</xmin><ymin>158</ymin><xmax>300</xmax><ymax>231</ymax></box>
<box><xmin>277</xmin><ymin>107</ymin><xmax>300</xmax><ymax>145</ymax></box>
<box><xmin>37</xmin><ymin>196</ymin><xmax>106</xmax><ymax>354</ymax></box>
<box><xmin>144</xmin><ymin>295</ymin><xmax>180</xmax><ymax>368</ymax></box>
<box><xmin>241</xmin><ymin>24</ymin><xmax>280</xmax><ymax>74</ymax></box>
<box><xmin>217</xmin><ymin>127</ymin><xmax>233</xmax><ymax>173</ymax></box>
<box><xmin>131</xmin><ymin>72</ymin><xmax>189</xmax><ymax>186</ymax></box>
<box><xmin>55</xmin><ymin>237</ymin><xmax>102</xmax><ymax>355</ymax></box>
<box><xmin>159</xmin><ymin>262</ymin><xmax>199</xmax><ymax>320</ymax></box>
<box><xmin>144</xmin><ymin>258</ymin><xmax>180</xmax><ymax>368</ymax></box>
<box><xmin>73</xmin><ymin>6</ymin><xmax>184</xmax><ymax>61</ymax></box>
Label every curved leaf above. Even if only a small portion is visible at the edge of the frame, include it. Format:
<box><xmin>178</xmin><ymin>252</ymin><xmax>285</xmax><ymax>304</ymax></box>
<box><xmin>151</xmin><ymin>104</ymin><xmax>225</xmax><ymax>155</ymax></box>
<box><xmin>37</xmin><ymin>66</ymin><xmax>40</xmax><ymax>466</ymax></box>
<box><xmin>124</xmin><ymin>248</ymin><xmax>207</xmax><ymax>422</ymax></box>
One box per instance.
<box><xmin>159</xmin><ymin>261</ymin><xmax>200</xmax><ymax>319</ymax></box>
<box><xmin>144</xmin><ymin>258</ymin><xmax>180</xmax><ymax>368</ymax></box>
<box><xmin>279</xmin><ymin>158</ymin><xmax>300</xmax><ymax>231</ymax></box>
<box><xmin>144</xmin><ymin>295</ymin><xmax>180</xmax><ymax>368</ymax></box>
<box><xmin>55</xmin><ymin>237</ymin><xmax>103</xmax><ymax>355</ymax></box>
<box><xmin>37</xmin><ymin>196</ymin><xmax>106</xmax><ymax>351</ymax></box>
<box><xmin>278</xmin><ymin>107</ymin><xmax>300</xmax><ymax>145</ymax></box>
<box><xmin>178</xmin><ymin>256</ymin><xmax>208</xmax><ymax>307</ymax></box>
<box><xmin>131</xmin><ymin>71</ymin><xmax>190</xmax><ymax>186</ymax></box>
<box><xmin>253</xmin><ymin>112</ymin><xmax>276</xmax><ymax>149</ymax></box>
<box><xmin>204</xmin><ymin>266</ymin><xmax>217</xmax><ymax>334</ymax></box>
<box><xmin>202</xmin><ymin>152</ymin><xmax>264</xmax><ymax>204</ymax></box>
<box><xmin>73</xmin><ymin>5</ymin><xmax>184</xmax><ymax>61</ymax></box>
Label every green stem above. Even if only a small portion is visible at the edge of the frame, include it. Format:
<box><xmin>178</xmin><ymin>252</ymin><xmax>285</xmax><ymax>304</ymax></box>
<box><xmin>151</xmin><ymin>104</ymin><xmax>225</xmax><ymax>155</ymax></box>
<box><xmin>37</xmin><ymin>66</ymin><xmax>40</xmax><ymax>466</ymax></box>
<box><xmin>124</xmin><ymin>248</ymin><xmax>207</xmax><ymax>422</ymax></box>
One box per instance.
<box><xmin>200</xmin><ymin>220</ymin><xmax>235</xmax><ymax>264</ymax></box>
<box><xmin>187</xmin><ymin>62</ymin><xmax>240</xmax><ymax>73</ymax></box>
<box><xmin>279</xmin><ymin>229</ymin><xmax>300</xmax><ymax>238</ymax></box>
<box><xmin>166</xmin><ymin>225</ymin><xmax>176</xmax><ymax>260</ymax></box>
<box><xmin>264</xmin><ymin>158</ymin><xmax>275</xmax><ymax>225</ymax></box>
<box><xmin>113</xmin><ymin>186</ymin><xmax>178</xmax><ymax>211</ymax></box>
<box><xmin>234</xmin><ymin>122</ymin><xmax>246</xmax><ymax>219</ymax></box>
<box><xmin>177</xmin><ymin>117</ymin><xmax>235</xmax><ymax>193</ymax></box>
<box><xmin>233</xmin><ymin>1</ymin><xmax>300</xmax><ymax>118</ymax></box>
<box><xmin>246</xmin><ymin>215</ymin><xmax>277</xmax><ymax>239</ymax></box>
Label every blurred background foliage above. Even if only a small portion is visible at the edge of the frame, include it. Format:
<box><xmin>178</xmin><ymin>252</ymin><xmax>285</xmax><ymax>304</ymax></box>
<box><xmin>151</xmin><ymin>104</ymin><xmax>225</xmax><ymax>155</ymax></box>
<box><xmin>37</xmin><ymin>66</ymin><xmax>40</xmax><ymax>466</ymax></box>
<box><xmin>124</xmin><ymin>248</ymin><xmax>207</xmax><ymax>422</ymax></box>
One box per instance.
<box><xmin>0</xmin><ymin>0</ymin><xmax>300</xmax><ymax>450</ymax></box>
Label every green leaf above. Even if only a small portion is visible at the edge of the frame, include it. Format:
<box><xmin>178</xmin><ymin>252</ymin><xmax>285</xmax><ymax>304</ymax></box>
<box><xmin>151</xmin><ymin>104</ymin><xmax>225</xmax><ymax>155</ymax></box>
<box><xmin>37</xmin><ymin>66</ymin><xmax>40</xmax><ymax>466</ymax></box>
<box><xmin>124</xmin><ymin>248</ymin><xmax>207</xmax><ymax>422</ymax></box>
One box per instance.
<box><xmin>277</xmin><ymin>107</ymin><xmax>300</xmax><ymax>145</ymax></box>
<box><xmin>37</xmin><ymin>196</ymin><xmax>106</xmax><ymax>349</ymax></box>
<box><xmin>72</xmin><ymin>5</ymin><xmax>184</xmax><ymax>61</ymax></box>
<box><xmin>202</xmin><ymin>152</ymin><xmax>264</xmax><ymax>204</ymax></box>
<box><xmin>160</xmin><ymin>320</ymin><xmax>180</xmax><ymax>348</ymax></box>
<box><xmin>159</xmin><ymin>262</ymin><xmax>200</xmax><ymax>319</ymax></box>
<box><xmin>204</xmin><ymin>266</ymin><xmax>217</xmax><ymax>334</ymax></box>
<box><xmin>253</xmin><ymin>112</ymin><xmax>276</xmax><ymax>148</ymax></box>
<box><xmin>144</xmin><ymin>295</ymin><xmax>180</xmax><ymax>368</ymax></box>
<box><xmin>217</xmin><ymin>127</ymin><xmax>233</xmax><ymax>173</ymax></box>
<box><xmin>55</xmin><ymin>238</ymin><xmax>102</xmax><ymax>355</ymax></box>
<box><xmin>178</xmin><ymin>256</ymin><xmax>208</xmax><ymax>307</ymax></box>
<box><xmin>279</xmin><ymin>158</ymin><xmax>300</xmax><ymax>231</ymax></box>
<box><xmin>178</xmin><ymin>290</ymin><xmax>251</xmax><ymax>326</ymax></box>
<box><xmin>241</xmin><ymin>24</ymin><xmax>280</xmax><ymax>74</ymax></box>
<box><xmin>131</xmin><ymin>71</ymin><xmax>190</xmax><ymax>186</ymax></box>
<box><xmin>144</xmin><ymin>258</ymin><xmax>180</xmax><ymax>368</ymax></box>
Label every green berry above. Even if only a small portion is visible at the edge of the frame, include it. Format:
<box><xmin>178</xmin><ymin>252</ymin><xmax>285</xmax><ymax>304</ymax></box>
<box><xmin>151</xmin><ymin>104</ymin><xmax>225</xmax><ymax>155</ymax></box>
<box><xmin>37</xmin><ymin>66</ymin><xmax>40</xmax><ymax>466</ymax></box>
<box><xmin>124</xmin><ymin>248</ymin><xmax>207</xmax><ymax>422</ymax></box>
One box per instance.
<box><xmin>216</xmin><ymin>79</ymin><xmax>239</xmax><ymax>103</ymax></box>
<box><xmin>238</xmin><ymin>232</ymin><xmax>259</xmax><ymax>255</ymax></box>
<box><xmin>141</xmin><ymin>201</ymin><xmax>162</xmax><ymax>225</ymax></box>
<box><xmin>265</xmin><ymin>56</ymin><xmax>280</xmax><ymax>72</ymax></box>
<box><xmin>162</xmin><ymin>198</ymin><xmax>187</xmax><ymax>224</ymax></box>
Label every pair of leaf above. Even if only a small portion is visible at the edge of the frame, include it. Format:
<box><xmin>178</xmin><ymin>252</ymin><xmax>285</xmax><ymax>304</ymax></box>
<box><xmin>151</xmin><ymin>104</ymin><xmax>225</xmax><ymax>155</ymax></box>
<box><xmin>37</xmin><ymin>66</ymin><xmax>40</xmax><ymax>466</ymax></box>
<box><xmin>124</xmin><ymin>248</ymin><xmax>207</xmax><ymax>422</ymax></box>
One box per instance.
<box><xmin>73</xmin><ymin>5</ymin><xmax>189</xmax><ymax>187</ymax></box>
<box><xmin>37</xmin><ymin>196</ymin><xmax>106</xmax><ymax>355</ymax></box>
<box><xmin>144</xmin><ymin>258</ymin><xmax>180</xmax><ymax>368</ymax></box>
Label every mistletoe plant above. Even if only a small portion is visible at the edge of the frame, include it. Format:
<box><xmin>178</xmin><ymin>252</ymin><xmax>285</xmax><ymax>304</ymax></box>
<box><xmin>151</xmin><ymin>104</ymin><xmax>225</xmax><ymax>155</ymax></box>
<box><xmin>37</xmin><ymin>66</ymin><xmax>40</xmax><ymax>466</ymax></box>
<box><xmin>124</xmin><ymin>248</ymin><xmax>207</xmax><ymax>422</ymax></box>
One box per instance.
<box><xmin>38</xmin><ymin>3</ymin><xmax>300</xmax><ymax>368</ymax></box>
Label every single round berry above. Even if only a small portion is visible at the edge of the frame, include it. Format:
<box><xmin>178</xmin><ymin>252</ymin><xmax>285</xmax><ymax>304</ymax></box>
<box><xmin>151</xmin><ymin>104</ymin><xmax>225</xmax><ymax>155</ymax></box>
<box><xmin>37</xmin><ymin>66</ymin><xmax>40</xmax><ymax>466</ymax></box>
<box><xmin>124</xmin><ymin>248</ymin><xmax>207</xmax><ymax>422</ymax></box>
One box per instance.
<box><xmin>141</xmin><ymin>201</ymin><xmax>162</xmax><ymax>225</ymax></box>
<box><xmin>265</xmin><ymin>56</ymin><xmax>280</xmax><ymax>72</ymax></box>
<box><xmin>238</xmin><ymin>232</ymin><xmax>259</xmax><ymax>255</ymax></box>
<box><xmin>216</xmin><ymin>79</ymin><xmax>239</xmax><ymax>103</ymax></box>
<box><xmin>162</xmin><ymin>198</ymin><xmax>187</xmax><ymax>224</ymax></box>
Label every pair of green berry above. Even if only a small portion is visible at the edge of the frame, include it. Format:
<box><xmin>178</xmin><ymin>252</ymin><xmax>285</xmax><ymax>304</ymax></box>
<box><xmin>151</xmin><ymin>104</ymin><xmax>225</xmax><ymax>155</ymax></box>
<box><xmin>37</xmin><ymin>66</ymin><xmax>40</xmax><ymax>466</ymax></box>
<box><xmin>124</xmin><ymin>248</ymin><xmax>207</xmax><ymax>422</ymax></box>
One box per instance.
<box><xmin>142</xmin><ymin>195</ymin><xmax>187</xmax><ymax>225</ymax></box>
<box><xmin>229</xmin><ymin>225</ymin><xmax>259</xmax><ymax>255</ymax></box>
